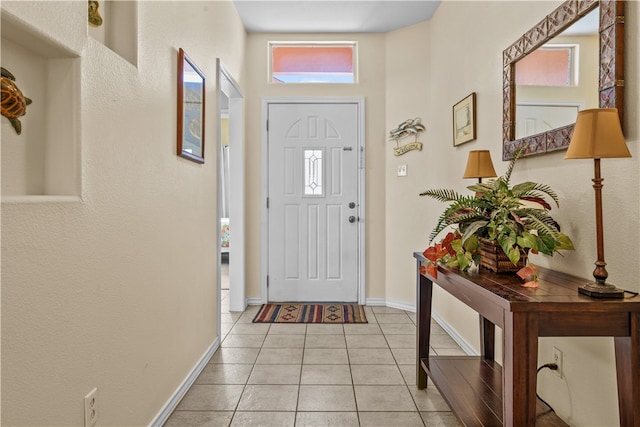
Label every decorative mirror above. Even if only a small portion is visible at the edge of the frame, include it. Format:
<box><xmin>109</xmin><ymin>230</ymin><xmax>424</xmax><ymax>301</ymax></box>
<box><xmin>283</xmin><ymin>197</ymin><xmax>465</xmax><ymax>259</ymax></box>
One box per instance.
<box><xmin>177</xmin><ymin>48</ymin><xmax>206</xmax><ymax>163</ymax></box>
<box><xmin>502</xmin><ymin>0</ymin><xmax>624</xmax><ymax>160</ymax></box>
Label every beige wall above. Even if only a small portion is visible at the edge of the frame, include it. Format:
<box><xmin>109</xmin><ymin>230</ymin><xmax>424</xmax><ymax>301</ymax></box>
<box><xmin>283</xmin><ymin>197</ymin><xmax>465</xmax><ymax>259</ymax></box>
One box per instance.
<box><xmin>384</xmin><ymin>22</ymin><xmax>432</xmax><ymax>307</ymax></box>
<box><xmin>383</xmin><ymin>1</ymin><xmax>639</xmax><ymax>425</ymax></box>
<box><xmin>243</xmin><ymin>33</ymin><xmax>387</xmax><ymax>302</ymax></box>
<box><xmin>2</xmin><ymin>1</ymin><xmax>639</xmax><ymax>426</ymax></box>
<box><xmin>1</xmin><ymin>1</ymin><xmax>245</xmax><ymax>425</ymax></box>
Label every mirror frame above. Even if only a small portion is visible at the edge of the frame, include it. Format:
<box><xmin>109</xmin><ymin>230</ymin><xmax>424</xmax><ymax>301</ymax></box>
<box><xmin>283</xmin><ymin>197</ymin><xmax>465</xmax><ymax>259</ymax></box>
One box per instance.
<box><xmin>502</xmin><ymin>0</ymin><xmax>625</xmax><ymax>160</ymax></box>
<box><xmin>177</xmin><ymin>48</ymin><xmax>206</xmax><ymax>164</ymax></box>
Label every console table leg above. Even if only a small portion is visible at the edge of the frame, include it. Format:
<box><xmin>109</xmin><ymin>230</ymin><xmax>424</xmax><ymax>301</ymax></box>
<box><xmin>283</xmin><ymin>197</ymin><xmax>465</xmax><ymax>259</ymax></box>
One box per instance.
<box><xmin>504</xmin><ymin>312</ymin><xmax>538</xmax><ymax>426</ymax></box>
<box><xmin>614</xmin><ymin>312</ymin><xmax>640</xmax><ymax>426</ymax></box>
<box><xmin>480</xmin><ymin>315</ymin><xmax>495</xmax><ymax>361</ymax></box>
<box><xmin>416</xmin><ymin>264</ymin><xmax>433</xmax><ymax>389</ymax></box>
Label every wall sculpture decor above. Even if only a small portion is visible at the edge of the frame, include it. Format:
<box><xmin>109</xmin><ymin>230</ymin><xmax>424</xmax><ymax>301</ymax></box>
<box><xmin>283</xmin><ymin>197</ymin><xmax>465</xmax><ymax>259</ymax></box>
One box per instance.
<box><xmin>88</xmin><ymin>1</ymin><xmax>103</xmax><ymax>27</ymax></box>
<box><xmin>502</xmin><ymin>0</ymin><xmax>625</xmax><ymax>160</ymax></box>
<box><xmin>1</xmin><ymin>67</ymin><xmax>32</xmax><ymax>135</ymax></box>
<box><xmin>389</xmin><ymin>117</ymin><xmax>425</xmax><ymax>156</ymax></box>
<box><xmin>177</xmin><ymin>48</ymin><xmax>206</xmax><ymax>163</ymax></box>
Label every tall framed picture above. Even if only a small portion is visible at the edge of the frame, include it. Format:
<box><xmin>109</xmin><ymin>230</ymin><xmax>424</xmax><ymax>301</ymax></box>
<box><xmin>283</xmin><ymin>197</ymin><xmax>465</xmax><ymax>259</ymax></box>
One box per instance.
<box><xmin>177</xmin><ymin>48</ymin><xmax>205</xmax><ymax>163</ymax></box>
<box><xmin>453</xmin><ymin>92</ymin><xmax>476</xmax><ymax>146</ymax></box>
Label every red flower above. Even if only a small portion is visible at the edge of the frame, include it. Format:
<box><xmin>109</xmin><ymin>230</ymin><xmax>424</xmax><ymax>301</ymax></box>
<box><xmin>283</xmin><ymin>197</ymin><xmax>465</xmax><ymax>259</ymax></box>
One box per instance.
<box><xmin>425</xmin><ymin>263</ymin><xmax>438</xmax><ymax>279</ymax></box>
<box><xmin>517</xmin><ymin>264</ymin><xmax>539</xmax><ymax>288</ymax></box>
<box><xmin>441</xmin><ymin>232</ymin><xmax>457</xmax><ymax>256</ymax></box>
<box><xmin>422</xmin><ymin>231</ymin><xmax>467</xmax><ymax>279</ymax></box>
<box><xmin>423</xmin><ymin>244</ymin><xmax>447</xmax><ymax>262</ymax></box>
<box><xmin>516</xmin><ymin>265</ymin><xmax>536</xmax><ymax>280</ymax></box>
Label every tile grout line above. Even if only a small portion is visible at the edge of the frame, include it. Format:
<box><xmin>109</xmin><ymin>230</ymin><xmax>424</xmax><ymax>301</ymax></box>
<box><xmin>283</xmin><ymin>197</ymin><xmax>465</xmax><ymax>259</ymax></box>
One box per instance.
<box><xmin>227</xmin><ymin>307</ymin><xmax>246</xmax><ymax>426</ymax></box>
<box><xmin>166</xmin><ymin>302</ymin><xmax>459</xmax><ymax>426</ymax></box>
<box><xmin>293</xmin><ymin>324</ymin><xmax>307</xmax><ymax>422</ymax></box>
<box><xmin>346</xmin><ymin>321</ymin><xmax>362</xmax><ymax>427</ymax></box>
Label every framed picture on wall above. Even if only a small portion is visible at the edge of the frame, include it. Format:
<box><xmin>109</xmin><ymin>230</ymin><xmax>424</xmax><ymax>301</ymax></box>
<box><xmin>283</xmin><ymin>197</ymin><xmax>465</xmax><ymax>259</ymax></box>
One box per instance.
<box><xmin>177</xmin><ymin>48</ymin><xmax>205</xmax><ymax>163</ymax></box>
<box><xmin>453</xmin><ymin>92</ymin><xmax>476</xmax><ymax>146</ymax></box>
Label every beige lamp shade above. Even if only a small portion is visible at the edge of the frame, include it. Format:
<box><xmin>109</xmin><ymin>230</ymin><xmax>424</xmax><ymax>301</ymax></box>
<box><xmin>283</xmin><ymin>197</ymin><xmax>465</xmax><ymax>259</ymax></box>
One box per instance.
<box><xmin>463</xmin><ymin>150</ymin><xmax>497</xmax><ymax>179</ymax></box>
<box><xmin>565</xmin><ymin>108</ymin><xmax>631</xmax><ymax>159</ymax></box>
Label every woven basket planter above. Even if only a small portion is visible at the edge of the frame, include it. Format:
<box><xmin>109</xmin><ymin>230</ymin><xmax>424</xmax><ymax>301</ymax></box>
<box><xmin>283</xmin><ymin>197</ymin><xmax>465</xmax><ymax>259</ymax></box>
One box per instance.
<box><xmin>478</xmin><ymin>238</ymin><xmax>527</xmax><ymax>273</ymax></box>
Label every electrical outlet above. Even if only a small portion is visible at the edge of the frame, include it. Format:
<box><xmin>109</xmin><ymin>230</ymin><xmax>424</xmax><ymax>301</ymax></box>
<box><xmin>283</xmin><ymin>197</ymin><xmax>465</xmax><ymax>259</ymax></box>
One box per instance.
<box><xmin>553</xmin><ymin>346</ymin><xmax>563</xmax><ymax>379</ymax></box>
<box><xmin>397</xmin><ymin>164</ymin><xmax>407</xmax><ymax>177</ymax></box>
<box><xmin>84</xmin><ymin>387</ymin><xmax>98</xmax><ymax>427</ymax></box>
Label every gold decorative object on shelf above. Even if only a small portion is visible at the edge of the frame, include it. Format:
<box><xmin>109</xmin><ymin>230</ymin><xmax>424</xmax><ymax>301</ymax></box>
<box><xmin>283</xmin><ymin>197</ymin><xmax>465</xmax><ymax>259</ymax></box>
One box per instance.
<box><xmin>389</xmin><ymin>117</ymin><xmax>424</xmax><ymax>156</ymax></box>
<box><xmin>88</xmin><ymin>1</ymin><xmax>103</xmax><ymax>27</ymax></box>
<box><xmin>1</xmin><ymin>66</ymin><xmax>32</xmax><ymax>135</ymax></box>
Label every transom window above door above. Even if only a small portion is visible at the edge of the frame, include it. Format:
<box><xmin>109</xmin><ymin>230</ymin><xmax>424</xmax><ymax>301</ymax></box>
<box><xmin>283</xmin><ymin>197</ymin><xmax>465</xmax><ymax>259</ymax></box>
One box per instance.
<box><xmin>269</xmin><ymin>42</ymin><xmax>357</xmax><ymax>84</ymax></box>
<box><xmin>515</xmin><ymin>44</ymin><xmax>578</xmax><ymax>87</ymax></box>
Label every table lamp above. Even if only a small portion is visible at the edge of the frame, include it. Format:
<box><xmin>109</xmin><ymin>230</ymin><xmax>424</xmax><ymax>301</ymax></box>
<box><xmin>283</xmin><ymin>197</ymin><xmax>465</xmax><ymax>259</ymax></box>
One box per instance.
<box><xmin>463</xmin><ymin>150</ymin><xmax>497</xmax><ymax>183</ymax></box>
<box><xmin>565</xmin><ymin>108</ymin><xmax>631</xmax><ymax>298</ymax></box>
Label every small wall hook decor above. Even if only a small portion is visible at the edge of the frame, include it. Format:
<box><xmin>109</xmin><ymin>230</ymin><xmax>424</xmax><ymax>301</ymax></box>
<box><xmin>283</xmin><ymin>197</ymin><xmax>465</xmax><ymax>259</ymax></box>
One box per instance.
<box><xmin>88</xmin><ymin>1</ymin><xmax>103</xmax><ymax>27</ymax></box>
<box><xmin>389</xmin><ymin>117</ymin><xmax>424</xmax><ymax>156</ymax></box>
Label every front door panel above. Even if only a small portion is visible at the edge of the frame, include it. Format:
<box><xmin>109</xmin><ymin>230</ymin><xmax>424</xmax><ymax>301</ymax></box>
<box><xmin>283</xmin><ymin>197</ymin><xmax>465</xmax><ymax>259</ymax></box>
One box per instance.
<box><xmin>268</xmin><ymin>103</ymin><xmax>359</xmax><ymax>302</ymax></box>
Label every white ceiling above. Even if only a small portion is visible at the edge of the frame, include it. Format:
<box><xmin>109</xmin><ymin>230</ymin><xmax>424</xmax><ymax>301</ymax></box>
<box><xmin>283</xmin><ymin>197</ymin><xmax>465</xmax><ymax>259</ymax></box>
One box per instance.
<box><xmin>233</xmin><ymin>0</ymin><xmax>442</xmax><ymax>33</ymax></box>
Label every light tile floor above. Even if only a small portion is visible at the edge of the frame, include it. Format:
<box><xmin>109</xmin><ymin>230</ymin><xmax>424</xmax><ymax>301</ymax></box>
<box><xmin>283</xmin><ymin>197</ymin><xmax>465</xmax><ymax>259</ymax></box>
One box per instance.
<box><xmin>164</xmin><ymin>291</ymin><xmax>463</xmax><ymax>426</ymax></box>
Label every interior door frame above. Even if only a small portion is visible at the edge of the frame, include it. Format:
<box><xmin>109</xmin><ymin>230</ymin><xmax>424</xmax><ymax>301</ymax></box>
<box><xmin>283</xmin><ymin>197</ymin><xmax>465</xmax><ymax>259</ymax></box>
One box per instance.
<box><xmin>216</xmin><ymin>59</ymin><xmax>245</xmax><ymax>330</ymax></box>
<box><xmin>260</xmin><ymin>97</ymin><xmax>366</xmax><ymax>305</ymax></box>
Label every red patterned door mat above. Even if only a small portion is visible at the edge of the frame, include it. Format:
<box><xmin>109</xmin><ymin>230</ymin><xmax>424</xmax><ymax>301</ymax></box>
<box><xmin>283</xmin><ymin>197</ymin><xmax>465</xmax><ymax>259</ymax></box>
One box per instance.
<box><xmin>252</xmin><ymin>303</ymin><xmax>368</xmax><ymax>323</ymax></box>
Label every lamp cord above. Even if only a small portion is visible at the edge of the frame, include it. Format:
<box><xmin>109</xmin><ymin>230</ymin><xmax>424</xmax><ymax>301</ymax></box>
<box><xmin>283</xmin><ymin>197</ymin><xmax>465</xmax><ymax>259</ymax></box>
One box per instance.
<box><xmin>536</xmin><ymin>363</ymin><xmax>559</xmax><ymax>418</ymax></box>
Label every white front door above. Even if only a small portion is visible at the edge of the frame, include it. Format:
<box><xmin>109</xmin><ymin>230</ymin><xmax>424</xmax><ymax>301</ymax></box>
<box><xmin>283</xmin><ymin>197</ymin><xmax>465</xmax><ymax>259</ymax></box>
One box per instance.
<box><xmin>267</xmin><ymin>102</ymin><xmax>360</xmax><ymax>302</ymax></box>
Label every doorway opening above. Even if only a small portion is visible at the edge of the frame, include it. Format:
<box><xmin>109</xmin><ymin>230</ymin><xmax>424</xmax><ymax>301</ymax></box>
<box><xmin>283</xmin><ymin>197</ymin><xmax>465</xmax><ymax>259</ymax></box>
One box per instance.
<box><xmin>216</xmin><ymin>60</ymin><xmax>245</xmax><ymax>338</ymax></box>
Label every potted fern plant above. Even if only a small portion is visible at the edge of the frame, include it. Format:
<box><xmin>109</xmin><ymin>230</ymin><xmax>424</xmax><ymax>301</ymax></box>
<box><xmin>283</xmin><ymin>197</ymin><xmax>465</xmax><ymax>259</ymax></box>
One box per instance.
<box><xmin>420</xmin><ymin>149</ymin><xmax>574</xmax><ymax>282</ymax></box>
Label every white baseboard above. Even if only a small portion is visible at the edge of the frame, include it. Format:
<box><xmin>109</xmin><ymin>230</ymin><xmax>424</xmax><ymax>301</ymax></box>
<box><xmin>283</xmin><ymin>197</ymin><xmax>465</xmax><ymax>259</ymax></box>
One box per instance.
<box><xmin>246</xmin><ymin>297</ymin><xmax>262</xmax><ymax>306</ymax></box>
<box><xmin>385</xmin><ymin>299</ymin><xmax>416</xmax><ymax>312</ymax></box>
<box><xmin>431</xmin><ymin>311</ymin><xmax>477</xmax><ymax>356</ymax></box>
<box><xmin>149</xmin><ymin>337</ymin><xmax>220</xmax><ymax>427</ymax></box>
<box><xmin>364</xmin><ymin>297</ymin><xmax>386</xmax><ymax>306</ymax></box>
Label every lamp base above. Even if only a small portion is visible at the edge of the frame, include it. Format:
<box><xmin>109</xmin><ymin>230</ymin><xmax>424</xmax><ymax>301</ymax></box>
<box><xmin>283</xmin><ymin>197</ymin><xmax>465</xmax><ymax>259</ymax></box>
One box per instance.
<box><xmin>578</xmin><ymin>282</ymin><xmax>625</xmax><ymax>299</ymax></box>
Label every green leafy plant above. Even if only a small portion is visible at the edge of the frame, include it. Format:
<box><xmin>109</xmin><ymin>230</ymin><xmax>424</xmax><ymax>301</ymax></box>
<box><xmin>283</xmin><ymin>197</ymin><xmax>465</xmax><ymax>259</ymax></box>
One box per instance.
<box><xmin>420</xmin><ymin>148</ymin><xmax>574</xmax><ymax>281</ymax></box>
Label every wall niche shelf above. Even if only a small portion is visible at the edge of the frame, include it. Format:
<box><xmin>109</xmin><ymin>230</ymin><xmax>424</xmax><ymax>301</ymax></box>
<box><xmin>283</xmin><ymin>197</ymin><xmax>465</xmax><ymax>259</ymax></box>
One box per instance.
<box><xmin>1</xmin><ymin>11</ymin><xmax>80</xmax><ymax>199</ymax></box>
<box><xmin>88</xmin><ymin>1</ymin><xmax>138</xmax><ymax>67</ymax></box>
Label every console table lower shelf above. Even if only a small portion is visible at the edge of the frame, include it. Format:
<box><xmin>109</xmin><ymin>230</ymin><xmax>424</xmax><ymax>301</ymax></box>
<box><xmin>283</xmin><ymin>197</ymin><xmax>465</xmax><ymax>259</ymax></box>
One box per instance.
<box><xmin>420</xmin><ymin>355</ymin><xmax>567</xmax><ymax>426</ymax></box>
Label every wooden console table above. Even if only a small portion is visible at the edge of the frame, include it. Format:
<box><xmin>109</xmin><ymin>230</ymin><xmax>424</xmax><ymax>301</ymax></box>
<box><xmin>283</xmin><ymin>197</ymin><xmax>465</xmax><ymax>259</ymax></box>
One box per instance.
<box><xmin>414</xmin><ymin>252</ymin><xmax>640</xmax><ymax>426</ymax></box>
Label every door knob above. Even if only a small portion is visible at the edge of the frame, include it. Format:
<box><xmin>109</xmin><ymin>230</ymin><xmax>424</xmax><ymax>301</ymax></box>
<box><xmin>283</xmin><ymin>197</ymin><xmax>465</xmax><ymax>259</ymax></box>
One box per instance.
<box><xmin>349</xmin><ymin>202</ymin><xmax>356</xmax><ymax>209</ymax></box>
<box><xmin>348</xmin><ymin>216</ymin><xmax>356</xmax><ymax>223</ymax></box>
